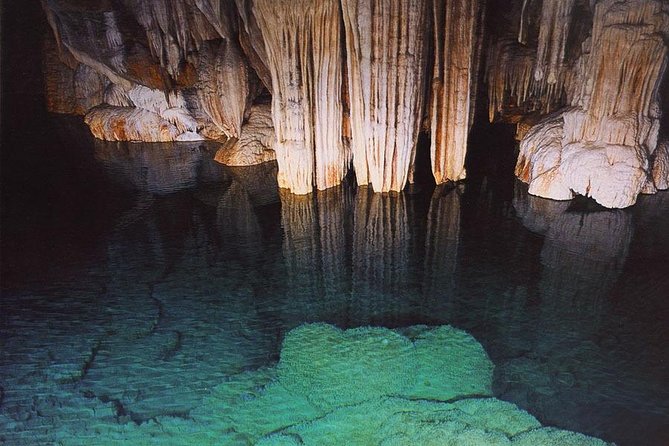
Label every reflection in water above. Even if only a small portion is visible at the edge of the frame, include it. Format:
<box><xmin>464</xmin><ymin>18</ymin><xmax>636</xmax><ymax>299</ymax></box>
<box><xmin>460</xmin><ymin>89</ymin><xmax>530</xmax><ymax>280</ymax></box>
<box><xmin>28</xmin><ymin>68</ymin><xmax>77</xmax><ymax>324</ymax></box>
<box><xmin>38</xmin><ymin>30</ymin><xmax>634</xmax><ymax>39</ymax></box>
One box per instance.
<box><xmin>423</xmin><ymin>183</ymin><xmax>462</xmax><ymax>303</ymax></box>
<box><xmin>506</xmin><ymin>185</ymin><xmax>669</xmax><ymax>442</ymax></box>
<box><xmin>94</xmin><ymin>139</ymin><xmax>226</xmax><ymax>194</ymax></box>
<box><xmin>3</xmin><ymin>131</ymin><xmax>669</xmax><ymax>446</ymax></box>
<box><xmin>514</xmin><ymin>187</ymin><xmax>632</xmax><ymax>319</ymax></box>
<box><xmin>279</xmin><ymin>187</ymin><xmax>351</xmax><ymax>321</ymax></box>
<box><xmin>352</xmin><ymin>188</ymin><xmax>410</xmax><ymax>322</ymax></box>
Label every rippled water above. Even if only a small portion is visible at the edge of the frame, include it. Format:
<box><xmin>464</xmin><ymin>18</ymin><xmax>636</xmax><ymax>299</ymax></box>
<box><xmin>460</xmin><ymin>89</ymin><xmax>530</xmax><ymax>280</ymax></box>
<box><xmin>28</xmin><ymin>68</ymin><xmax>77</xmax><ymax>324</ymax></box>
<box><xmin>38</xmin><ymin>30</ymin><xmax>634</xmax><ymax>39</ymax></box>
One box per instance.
<box><xmin>1</xmin><ymin>117</ymin><xmax>668</xmax><ymax>445</ymax></box>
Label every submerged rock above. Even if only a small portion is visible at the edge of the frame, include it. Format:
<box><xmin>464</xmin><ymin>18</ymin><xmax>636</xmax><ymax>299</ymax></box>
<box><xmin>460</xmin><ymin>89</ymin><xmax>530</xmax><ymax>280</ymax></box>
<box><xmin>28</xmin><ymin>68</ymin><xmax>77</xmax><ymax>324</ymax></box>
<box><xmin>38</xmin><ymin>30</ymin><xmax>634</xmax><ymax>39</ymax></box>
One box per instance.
<box><xmin>203</xmin><ymin>323</ymin><xmax>610</xmax><ymax>446</ymax></box>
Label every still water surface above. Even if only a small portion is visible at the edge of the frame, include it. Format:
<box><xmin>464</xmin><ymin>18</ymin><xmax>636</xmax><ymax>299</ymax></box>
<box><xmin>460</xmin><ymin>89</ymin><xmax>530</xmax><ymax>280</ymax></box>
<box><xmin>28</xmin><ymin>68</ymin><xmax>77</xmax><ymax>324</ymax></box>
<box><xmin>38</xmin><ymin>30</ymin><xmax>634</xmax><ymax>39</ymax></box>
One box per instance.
<box><xmin>1</xmin><ymin>118</ymin><xmax>668</xmax><ymax>445</ymax></box>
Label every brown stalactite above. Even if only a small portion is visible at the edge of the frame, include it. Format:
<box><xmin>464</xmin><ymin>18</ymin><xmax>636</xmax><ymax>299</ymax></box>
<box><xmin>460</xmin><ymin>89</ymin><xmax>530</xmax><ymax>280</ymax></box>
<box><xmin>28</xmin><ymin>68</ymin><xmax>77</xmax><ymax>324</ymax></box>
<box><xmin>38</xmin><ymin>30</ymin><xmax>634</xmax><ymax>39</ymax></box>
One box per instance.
<box><xmin>430</xmin><ymin>0</ymin><xmax>483</xmax><ymax>184</ymax></box>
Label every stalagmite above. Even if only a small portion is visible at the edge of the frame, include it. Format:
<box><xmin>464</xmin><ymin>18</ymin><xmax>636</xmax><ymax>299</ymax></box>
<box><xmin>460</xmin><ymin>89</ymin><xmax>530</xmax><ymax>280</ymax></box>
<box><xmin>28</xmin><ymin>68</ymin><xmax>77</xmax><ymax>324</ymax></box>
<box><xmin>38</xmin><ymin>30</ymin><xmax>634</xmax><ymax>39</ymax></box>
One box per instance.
<box><xmin>214</xmin><ymin>104</ymin><xmax>276</xmax><ymax>166</ymax></box>
<box><xmin>342</xmin><ymin>0</ymin><xmax>429</xmax><ymax>192</ymax></box>
<box><xmin>253</xmin><ymin>0</ymin><xmax>348</xmax><ymax>194</ymax></box>
<box><xmin>430</xmin><ymin>0</ymin><xmax>483</xmax><ymax>183</ymax></box>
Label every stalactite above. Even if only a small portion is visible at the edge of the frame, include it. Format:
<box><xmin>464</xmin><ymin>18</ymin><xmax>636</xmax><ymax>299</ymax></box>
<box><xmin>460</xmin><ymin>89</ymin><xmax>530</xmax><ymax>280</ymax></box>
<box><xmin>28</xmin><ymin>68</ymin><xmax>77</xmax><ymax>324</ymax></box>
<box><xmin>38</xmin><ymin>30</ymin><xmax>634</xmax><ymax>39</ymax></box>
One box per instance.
<box><xmin>486</xmin><ymin>39</ymin><xmax>536</xmax><ymax>122</ymax></box>
<box><xmin>122</xmin><ymin>0</ymin><xmax>220</xmax><ymax>78</ymax></box>
<box><xmin>533</xmin><ymin>0</ymin><xmax>575</xmax><ymax>85</ymax></box>
<box><xmin>566</xmin><ymin>0</ymin><xmax>668</xmax><ymax>149</ymax></box>
<box><xmin>518</xmin><ymin>0</ymin><xmax>530</xmax><ymax>45</ymax></box>
<box><xmin>651</xmin><ymin>141</ymin><xmax>669</xmax><ymax>191</ymax></box>
<box><xmin>196</xmin><ymin>39</ymin><xmax>250</xmax><ymax>139</ymax></box>
<box><xmin>516</xmin><ymin>0</ymin><xmax>669</xmax><ymax>208</ymax></box>
<box><xmin>214</xmin><ymin>104</ymin><xmax>276</xmax><ymax>166</ymax></box>
<box><xmin>430</xmin><ymin>0</ymin><xmax>483</xmax><ymax>184</ymax></box>
<box><xmin>234</xmin><ymin>0</ymin><xmax>272</xmax><ymax>91</ymax></box>
<box><xmin>253</xmin><ymin>0</ymin><xmax>348</xmax><ymax>195</ymax></box>
<box><xmin>342</xmin><ymin>0</ymin><xmax>429</xmax><ymax>192</ymax></box>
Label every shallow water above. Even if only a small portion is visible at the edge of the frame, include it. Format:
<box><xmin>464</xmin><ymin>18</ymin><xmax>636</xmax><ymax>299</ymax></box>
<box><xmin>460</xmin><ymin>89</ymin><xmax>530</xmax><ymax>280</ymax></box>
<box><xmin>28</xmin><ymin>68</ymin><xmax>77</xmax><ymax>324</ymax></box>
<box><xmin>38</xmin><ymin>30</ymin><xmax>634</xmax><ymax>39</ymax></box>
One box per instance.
<box><xmin>1</xmin><ymin>117</ymin><xmax>668</xmax><ymax>445</ymax></box>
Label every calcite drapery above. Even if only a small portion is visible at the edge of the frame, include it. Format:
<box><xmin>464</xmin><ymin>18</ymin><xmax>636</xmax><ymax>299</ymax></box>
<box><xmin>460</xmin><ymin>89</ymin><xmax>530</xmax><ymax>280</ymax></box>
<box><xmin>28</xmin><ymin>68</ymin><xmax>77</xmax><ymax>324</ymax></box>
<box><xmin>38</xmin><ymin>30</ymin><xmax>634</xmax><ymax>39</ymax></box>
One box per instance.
<box><xmin>342</xmin><ymin>0</ymin><xmax>429</xmax><ymax>192</ymax></box>
<box><xmin>253</xmin><ymin>0</ymin><xmax>348</xmax><ymax>195</ymax></box>
<box><xmin>430</xmin><ymin>0</ymin><xmax>484</xmax><ymax>184</ymax></box>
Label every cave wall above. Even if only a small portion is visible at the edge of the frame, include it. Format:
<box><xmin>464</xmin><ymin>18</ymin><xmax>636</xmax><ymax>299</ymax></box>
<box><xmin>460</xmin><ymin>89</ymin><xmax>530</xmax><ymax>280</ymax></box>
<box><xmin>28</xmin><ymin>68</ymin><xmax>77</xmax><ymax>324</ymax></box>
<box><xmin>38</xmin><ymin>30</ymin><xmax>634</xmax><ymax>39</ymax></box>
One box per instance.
<box><xmin>41</xmin><ymin>0</ymin><xmax>669</xmax><ymax>207</ymax></box>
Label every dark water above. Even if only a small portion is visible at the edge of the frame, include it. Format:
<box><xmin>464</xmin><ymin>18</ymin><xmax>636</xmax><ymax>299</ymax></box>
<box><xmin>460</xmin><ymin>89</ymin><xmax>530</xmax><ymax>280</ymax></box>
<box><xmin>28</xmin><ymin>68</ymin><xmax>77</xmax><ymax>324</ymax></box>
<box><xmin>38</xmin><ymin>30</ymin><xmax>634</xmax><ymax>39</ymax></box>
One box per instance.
<box><xmin>1</xmin><ymin>117</ymin><xmax>669</xmax><ymax>445</ymax></box>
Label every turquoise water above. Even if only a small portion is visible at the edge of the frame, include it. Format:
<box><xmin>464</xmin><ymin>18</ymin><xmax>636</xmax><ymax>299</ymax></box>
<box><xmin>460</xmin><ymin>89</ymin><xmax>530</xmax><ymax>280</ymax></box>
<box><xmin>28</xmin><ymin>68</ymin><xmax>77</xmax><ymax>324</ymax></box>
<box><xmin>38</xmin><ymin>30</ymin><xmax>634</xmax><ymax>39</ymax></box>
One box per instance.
<box><xmin>1</xmin><ymin>118</ymin><xmax>668</xmax><ymax>445</ymax></box>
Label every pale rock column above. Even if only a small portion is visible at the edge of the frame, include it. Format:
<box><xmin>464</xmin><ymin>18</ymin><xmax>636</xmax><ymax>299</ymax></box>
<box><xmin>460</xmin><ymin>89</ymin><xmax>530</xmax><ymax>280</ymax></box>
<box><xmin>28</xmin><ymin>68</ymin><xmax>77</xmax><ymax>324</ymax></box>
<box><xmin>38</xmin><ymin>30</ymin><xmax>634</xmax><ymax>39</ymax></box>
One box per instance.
<box><xmin>342</xmin><ymin>0</ymin><xmax>429</xmax><ymax>192</ymax></box>
<box><xmin>430</xmin><ymin>0</ymin><xmax>484</xmax><ymax>183</ymax></box>
<box><xmin>253</xmin><ymin>0</ymin><xmax>348</xmax><ymax>195</ymax></box>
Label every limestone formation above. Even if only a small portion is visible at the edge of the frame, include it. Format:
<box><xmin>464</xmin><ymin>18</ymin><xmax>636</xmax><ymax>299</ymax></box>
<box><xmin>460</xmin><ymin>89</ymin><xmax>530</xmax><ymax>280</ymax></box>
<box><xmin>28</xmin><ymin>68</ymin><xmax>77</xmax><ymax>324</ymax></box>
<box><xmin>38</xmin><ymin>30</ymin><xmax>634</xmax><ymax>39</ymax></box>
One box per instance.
<box><xmin>342</xmin><ymin>0</ymin><xmax>429</xmax><ymax>192</ymax></box>
<box><xmin>196</xmin><ymin>39</ymin><xmax>250</xmax><ymax>139</ymax></box>
<box><xmin>214</xmin><ymin>104</ymin><xmax>276</xmax><ymax>166</ymax></box>
<box><xmin>651</xmin><ymin>141</ymin><xmax>669</xmax><ymax>191</ymax></box>
<box><xmin>253</xmin><ymin>0</ymin><xmax>348</xmax><ymax>195</ymax></box>
<box><xmin>41</xmin><ymin>0</ymin><xmax>669</xmax><ymax>206</ymax></box>
<box><xmin>430</xmin><ymin>0</ymin><xmax>484</xmax><ymax>183</ymax></box>
<box><xmin>514</xmin><ymin>0</ymin><xmax>669</xmax><ymax>208</ymax></box>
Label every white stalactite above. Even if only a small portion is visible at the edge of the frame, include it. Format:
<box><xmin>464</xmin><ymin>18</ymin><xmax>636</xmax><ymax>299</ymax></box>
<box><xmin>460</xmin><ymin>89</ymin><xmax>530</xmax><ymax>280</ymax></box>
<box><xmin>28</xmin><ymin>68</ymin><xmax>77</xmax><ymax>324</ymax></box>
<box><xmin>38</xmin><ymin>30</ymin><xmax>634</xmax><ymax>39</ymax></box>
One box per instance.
<box><xmin>430</xmin><ymin>0</ymin><xmax>483</xmax><ymax>184</ymax></box>
<box><xmin>342</xmin><ymin>0</ymin><xmax>429</xmax><ymax>192</ymax></box>
<box><xmin>253</xmin><ymin>0</ymin><xmax>348</xmax><ymax>195</ymax></box>
<box><xmin>516</xmin><ymin>0</ymin><xmax>669</xmax><ymax>208</ymax></box>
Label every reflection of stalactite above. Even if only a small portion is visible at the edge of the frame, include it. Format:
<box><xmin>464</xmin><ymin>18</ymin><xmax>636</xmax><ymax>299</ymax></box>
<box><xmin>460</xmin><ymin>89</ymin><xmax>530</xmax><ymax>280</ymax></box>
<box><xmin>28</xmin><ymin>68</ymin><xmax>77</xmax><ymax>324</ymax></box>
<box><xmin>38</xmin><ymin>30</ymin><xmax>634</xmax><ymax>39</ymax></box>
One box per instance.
<box><xmin>224</xmin><ymin>162</ymin><xmax>280</xmax><ymax>207</ymax></box>
<box><xmin>513</xmin><ymin>185</ymin><xmax>632</xmax><ymax>327</ymax></box>
<box><xmin>316</xmin><ymin>187</ymin><xmax>352</xmax><ymax>300</ymax></box>
<box><xmin>423</xmin><ymin>184</ymin><xmax>462</xmax><ymax>300</ymax></box>
<box><xmin>217</xmin><ymin>181</ymin><xmax>262</xmax><ymax>262</ymax></box>
<box><xmin>352</xmin><ymin>189</ymin><xmax>410</xmax><ymax>320</ymax></box>
<box><xmin>280</xmin><ymin>191</ymin><xmax>321</xmax><ymax>304</ymax></box>
<box><xmin>342</xmin><ymin>0</ymin><xmax>429</xmax><ymax>192</ymax></box>
<box><xmin>279</xmin><ymin>187</ymin><xmax>351</xmax><ymax>307</ymax></box>
<box><xmin>93</xmin><ymin>139</ymin><xmax>225</xmax><ymax>194</ymax></box>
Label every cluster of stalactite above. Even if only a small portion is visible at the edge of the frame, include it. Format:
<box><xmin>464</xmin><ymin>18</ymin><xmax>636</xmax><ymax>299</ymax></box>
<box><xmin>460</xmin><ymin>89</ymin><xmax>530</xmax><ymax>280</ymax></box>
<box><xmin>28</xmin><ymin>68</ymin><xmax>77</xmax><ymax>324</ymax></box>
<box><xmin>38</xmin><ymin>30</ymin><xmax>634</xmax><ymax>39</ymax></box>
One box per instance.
<box><xmin>42</xmin><ymin>0</ymin><xmax>668</xmax><ymax>205</ymax></box>
<box><xmin>42</xmin><ymin>0</ymin><xmax>483</xmax><ymax>195</ymax></box>
<box><xmin>485</xmin><ymin>0</ymin><xmax>669</xmax><ymax>208</ymax></box>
